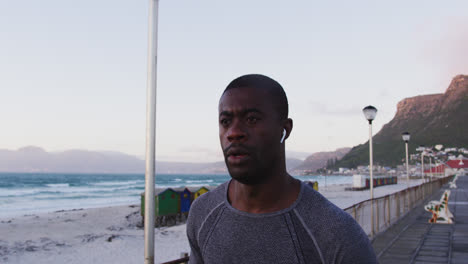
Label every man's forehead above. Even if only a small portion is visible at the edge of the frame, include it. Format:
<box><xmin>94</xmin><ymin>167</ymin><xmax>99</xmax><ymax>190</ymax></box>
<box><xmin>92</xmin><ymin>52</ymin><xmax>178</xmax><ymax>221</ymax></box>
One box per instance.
<box><xmin>218</xmin><ymin>87</ymin><xmax>269</xmax><ymax>112</ymax></box>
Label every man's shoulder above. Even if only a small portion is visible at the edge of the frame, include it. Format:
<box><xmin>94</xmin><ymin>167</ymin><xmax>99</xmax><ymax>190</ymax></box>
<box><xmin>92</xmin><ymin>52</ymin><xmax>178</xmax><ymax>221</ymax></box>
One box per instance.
<box><xmin>295</xmin><ymin>186</ymin><xmax>377</xmax><ymax>263</ymax></box>
<box><xmin>295</xmin><ymin>183</ymin><xmax>376</xmax><ymax>262</ymax></box>
<box><xmin>297</xmin><ymin>183</ymin><xmax>345</xmax><ymax>215</ymax></box>
<box><xmin>191</xmin><ymin>182</ymin><xmax>227</xmax><ymax>212</ymax></box>
<box><xmin>296</xmin><ymin>183</ymin><xmax>365</xmax><ymax>240</ymax></box>
<box><xmin>187</xmin><ymin>182</ymin><xmax>227</xmax><ymax>229</ymax></box>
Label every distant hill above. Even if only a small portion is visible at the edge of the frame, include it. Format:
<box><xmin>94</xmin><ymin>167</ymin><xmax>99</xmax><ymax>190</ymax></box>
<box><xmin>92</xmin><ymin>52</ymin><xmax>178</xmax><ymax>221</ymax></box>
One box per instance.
<box><xmin>291</xmin><ymin>147</ymin><xmax>351</xmax><ymax>174</ymax></box>
<box><xmin>0</xmin><ymin>146</ymin><xmax>145</xmax><ymax>173</ymax></box>
<box><xmin>0</xmin><ymin>146</ymin><xmax>303</xmax><ymax>174</ymax></box>
<box><xmin>335</xmin><ymin>74</ymin><xmax>468</xmax><ymax>168</ymax></box>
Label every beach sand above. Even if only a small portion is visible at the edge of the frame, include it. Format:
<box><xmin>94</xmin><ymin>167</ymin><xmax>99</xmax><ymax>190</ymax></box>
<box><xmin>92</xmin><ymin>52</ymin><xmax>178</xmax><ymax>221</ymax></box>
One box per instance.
<box><xmin>0</xmin><ymin>205</ymin><xmax>190</xmax><ymax>264</ymax></box>
<box><xmin>0</xmin><ymin>179</ymin><xmax>424</xmax><ymax>263</ymax></box>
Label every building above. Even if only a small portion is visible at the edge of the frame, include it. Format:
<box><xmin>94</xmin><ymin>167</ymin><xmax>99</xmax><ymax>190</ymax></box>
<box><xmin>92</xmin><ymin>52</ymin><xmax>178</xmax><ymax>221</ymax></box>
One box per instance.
<box><xmin>424</xmin><ymin>157</ymin><xmax>468</xmax><ymax>176</ymax></box>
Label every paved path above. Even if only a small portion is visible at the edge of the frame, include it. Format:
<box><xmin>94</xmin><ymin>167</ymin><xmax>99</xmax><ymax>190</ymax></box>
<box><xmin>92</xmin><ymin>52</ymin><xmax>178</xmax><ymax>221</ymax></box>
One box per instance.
<box><xmin>372</xmin><ymin>175</ymin><xmax>468</xmax><ymax>264</ymax></box>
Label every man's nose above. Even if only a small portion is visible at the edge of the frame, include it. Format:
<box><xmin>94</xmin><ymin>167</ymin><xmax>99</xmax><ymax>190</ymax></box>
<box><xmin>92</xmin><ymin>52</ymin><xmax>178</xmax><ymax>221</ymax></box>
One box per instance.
<box><xmin>227</xmin><ymin>121</ymin><xmax>246</xmax><ymax>142</ymax></box>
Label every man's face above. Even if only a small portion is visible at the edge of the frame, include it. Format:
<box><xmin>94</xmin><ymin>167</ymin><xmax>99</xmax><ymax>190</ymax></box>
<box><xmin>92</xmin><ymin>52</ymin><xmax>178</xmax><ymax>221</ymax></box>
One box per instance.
<box><xmin>218</xmin><ymin>87</ymin><xmax>283</xmax><ymax>185</ymax></box>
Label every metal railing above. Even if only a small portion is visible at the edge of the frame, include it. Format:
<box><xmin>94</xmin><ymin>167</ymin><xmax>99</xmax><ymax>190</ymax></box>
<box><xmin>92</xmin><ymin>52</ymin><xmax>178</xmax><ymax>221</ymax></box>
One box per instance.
<box><xmin>161</xmin><ymin>253</ymin><xmax>189</xmax><ymax>264</ymax></box>
<box><xmin>344</xmin><ymin>175</ymin><xmax>452</xmax><ymax>237</ymax></box>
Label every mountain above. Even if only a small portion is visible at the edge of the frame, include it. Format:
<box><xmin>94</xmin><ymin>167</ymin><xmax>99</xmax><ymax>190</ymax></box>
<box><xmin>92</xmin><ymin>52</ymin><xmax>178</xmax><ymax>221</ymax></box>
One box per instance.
<box><xmin>335</xmin><ymin>74</ymin><xmax>468</xmax><ymax>168</ymax></box>
<box><xmin>0</xmin><ymin>147</ymin><xmax>145</xmax><ymax>173</ymax></box>
<box><xmin>286</xmin><ymin>158</ymin><xmax>305</xmax><ymax>173</ymax></box>
<box><xmin>0</xmin><ymin>146</ymin><xmax>303</xmax><ymax>174</ymax></box>
<box><xmin>291</xmin><ymin>147</ymin><xmax>351</xmax><ymax>174</ymax></box>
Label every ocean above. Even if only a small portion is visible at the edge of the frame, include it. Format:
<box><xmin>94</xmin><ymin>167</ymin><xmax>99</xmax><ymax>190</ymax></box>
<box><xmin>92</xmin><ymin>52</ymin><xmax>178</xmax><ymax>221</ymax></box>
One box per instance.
<box><xmin>0</xmin><ymin>173</ymin><xmax>352</xmax><ymax>217</ymax></box>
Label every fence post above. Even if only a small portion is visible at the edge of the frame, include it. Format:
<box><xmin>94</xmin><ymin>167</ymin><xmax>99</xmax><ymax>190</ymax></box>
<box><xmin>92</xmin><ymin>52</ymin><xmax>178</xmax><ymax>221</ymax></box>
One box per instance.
<box><xmin>396</xmin><ymin>192</ymin><xmax>400</xmax><ymax>219</ymax></box>
<box><xmin>387</xmin><ymin>196</ymin><xmax>390</xmax><ymax>226</ymax></box>
<box><xmin>408</xmin><ymin>190</ymin><xmax>411</xmax><ymax>212</ymax></box>
<box><xmin>403</xmin><ymin>190</ymin><xmax>406</xmax><ymax>213</ymax></box>
<box><xmin>409</xmin><ymin>188</ymin><xmax>412</xmax><ymax>210</ymax></box>
<box><xmin>376</xmin><ymin>199</ymin><xmax>380</xmax><ymax>233</ymax></box>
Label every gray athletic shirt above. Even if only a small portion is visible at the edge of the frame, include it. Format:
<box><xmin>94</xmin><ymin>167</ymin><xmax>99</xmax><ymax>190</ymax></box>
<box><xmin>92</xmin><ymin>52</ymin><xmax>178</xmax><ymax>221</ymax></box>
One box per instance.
<box><xmin>186</xmin><ymin>181</ymin><xmax>377</xmax><ymax>264</ymax></box>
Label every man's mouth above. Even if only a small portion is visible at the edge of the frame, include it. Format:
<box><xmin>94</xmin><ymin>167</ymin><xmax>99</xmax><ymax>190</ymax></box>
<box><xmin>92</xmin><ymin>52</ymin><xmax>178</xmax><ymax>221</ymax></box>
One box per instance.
<box><xmin>227</xmin><ymin>153</ymin><xmax>250</xmax><ymax>164</ymax></box>
<box><xmin>230</xmin><ymin>154</ymin><xmax>248</xmax><ymax>159</ymax></box>
<box><xmin>225</xmin><ymin>147</ymin><xmax>251</xmax><ymax>164</ymax></box>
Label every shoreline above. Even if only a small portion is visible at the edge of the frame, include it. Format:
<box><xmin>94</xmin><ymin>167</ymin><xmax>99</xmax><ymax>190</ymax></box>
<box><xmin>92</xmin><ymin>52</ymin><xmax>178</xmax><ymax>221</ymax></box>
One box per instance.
<box><xmin>1</xmin><ymin>177</ymin><xmax>422</xmax><ymax>219</ymax></box>
<box><xmin>0</xmin><ymin>179</ymin><xmax>425</xmax><ymax>263</ymax></box>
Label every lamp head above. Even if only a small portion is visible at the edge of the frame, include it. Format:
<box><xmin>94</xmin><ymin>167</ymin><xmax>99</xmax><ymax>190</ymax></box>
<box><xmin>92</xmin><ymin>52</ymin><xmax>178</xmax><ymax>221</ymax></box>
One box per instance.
<box><xmin>362</xmin><ymin>105</ymin><xmax>377</xmax><ymax>123</ymax></box>
<box><xmin>402</xmin><ymin>132</ymin><xmax>410</xmax><ymax>142</ymax></box>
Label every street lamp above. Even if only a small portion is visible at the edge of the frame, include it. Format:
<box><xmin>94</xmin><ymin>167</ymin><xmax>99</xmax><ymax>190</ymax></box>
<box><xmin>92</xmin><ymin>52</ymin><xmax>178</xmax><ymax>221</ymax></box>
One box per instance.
<box><xmin>421</xmin><ymin>150</ymin><xmax>426</xmax><ymax>198</ymax></box>
<box><xmin>435</xmin><ymin>145</ymin><xmax>443</xmax><ymax>177</ymax></box>
<box><xmin>428</xmin><ymin>152</ymin><xmax>433</xmax><ymax>194</ymax></box>
<box><xmin>402</xmin><ymin>132</ymin><xmax>410</xmax><ymax>189</ymax></box>
<box><xmin>417</xmin><ymin>146</ymin><xmax>426</xmax><ymax>198</ymax></box>
<box><xmin>418</xmin><ymin>146</ymin><xmax>426</xmax><ymax>181</ymax></box>
<box><xmin>363</xmin><ymin>105</ymin><xmax>377</xmax><ymax>236</ymax></box>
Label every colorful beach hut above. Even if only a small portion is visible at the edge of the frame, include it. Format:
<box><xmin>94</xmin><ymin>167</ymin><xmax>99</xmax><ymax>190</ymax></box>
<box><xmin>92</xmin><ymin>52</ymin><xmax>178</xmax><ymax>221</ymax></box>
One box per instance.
<box><xmin>174</xmin><ymin>187</ymin><xmax>192</xmax><ymax>214</ymax></box>
<box><xmin>141</xmin><ymin>188</ymin><xmax>180</xmax><ymax>217</ymax></box>
<box><xmin>194</xmin><ymin>186</ymin><xmax>210</xmax><ymax>200</ymax></box>
<box><xmin>306</xmin><ymin>181</ymin><xmax>319</xmax><ymax>191</ymax></box>
<box><xmin>156</xmin><ymin>188</ymin><xmax>180</xmax><ymax>216</ymax></box>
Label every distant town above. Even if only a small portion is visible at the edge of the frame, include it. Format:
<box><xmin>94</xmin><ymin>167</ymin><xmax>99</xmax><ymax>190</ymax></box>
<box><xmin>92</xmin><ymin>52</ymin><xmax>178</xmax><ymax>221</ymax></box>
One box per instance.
<box><xmin>301</xmin><ymin>147</ymin><xmax>468</xmax><ymax>178</ymax></box>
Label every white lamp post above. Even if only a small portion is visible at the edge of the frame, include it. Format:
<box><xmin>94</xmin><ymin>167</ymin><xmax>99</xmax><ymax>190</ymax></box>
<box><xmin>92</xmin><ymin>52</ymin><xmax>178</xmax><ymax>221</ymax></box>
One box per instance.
<box><xmin>144</xmin><ymin>1</ymin><xmax>160</xmax><ymax>263</ymax></box>
<box><xmin>402</xmin><ymin>132</ymin><xmax>410</xmax><ymax>189</ymax></box>
<box><xmin>429</xmin><ymin>152</ymin><xmax>433</xmax><ymax>194</ymax></box>
<box><xmin>363</xmin><ymin>105</ymin><xmax>377</xmax><ymax>236</ymax></box>
<box><xmin>420</xmin><ymin>148</ymin><xmax>425</xmax><ymax>182</ymax></box>
<box><xmin>420</xmin><ymin>149</ymin><xmax>427</xmax><ymax>198</ymax></box>
<box><xmin>429</xmin><ymin>153</ymin><xmax>433</xmax><ymax>179</ymax></box>
<box><xmin>435</xmin><ymin>145</ymin><xmax>443</xmax><ymax>177</ymax></box>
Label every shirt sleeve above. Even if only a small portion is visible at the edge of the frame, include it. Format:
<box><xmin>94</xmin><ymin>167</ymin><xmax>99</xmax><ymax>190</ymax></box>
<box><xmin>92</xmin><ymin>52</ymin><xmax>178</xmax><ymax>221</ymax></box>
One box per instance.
<box><xmin>187</xmin><ymin>234</ymin><xmax>204</xmax><ymax>264</ymax></box>
<box><xmin>186</xmin><ymin>206</ymin><xmax>204</xmax><ymax>264</ymax></box>
<box><xmin>333</xmin><ymin>221</ymin><xmax>378</xmax><ymax>264</ymax></box>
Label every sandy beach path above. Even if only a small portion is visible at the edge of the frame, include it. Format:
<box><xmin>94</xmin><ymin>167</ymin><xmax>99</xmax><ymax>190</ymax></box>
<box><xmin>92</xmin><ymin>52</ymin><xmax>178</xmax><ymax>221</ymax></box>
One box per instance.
<box><xmin>0</xmin><ymin>205</ymin><xmax>189</xmax><ymax>264</ymax></box>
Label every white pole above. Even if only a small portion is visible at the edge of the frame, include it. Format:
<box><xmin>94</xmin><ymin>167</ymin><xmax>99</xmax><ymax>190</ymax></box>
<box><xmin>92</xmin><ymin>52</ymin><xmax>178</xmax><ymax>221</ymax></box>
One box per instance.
<box><xmin>430</xmin><ymin>158</ymin><xmax>433</xmax><ymax>180</ymax></box>
<box><xmin>421</xmin><ymin>153</ymin><xmax>425</xmax><ymax>198</ymax></box>
<box><xmin>369</xmin><ymin>122</ymin><xmax>374</xmax><ymax>236</ymax></box>
<box><xmin>144</xmin><ymin>1</ymin><xmax>159</xmax><ymax>263</ymax></box>
<box><xmin>437</xmin><ymin>161</ymin><xmax>440</xmax><ymax>177</ymax></box>
<box><xmin>406</xmin><ymin>142</ymin><xmax>409</xmax><ymax>189</ymax></box>
<box><xmin>429</xmin><ymin>156</ymin><xmax>433</xmax><ymax>193</ymax></box>
<box><xmin>421</xmin><ymin>153</ymin><xmax>424</xmax><ymax>182</ymax></box>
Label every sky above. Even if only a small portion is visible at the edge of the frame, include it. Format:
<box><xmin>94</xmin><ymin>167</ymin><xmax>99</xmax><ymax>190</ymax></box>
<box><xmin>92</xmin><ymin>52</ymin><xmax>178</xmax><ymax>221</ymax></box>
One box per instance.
<box><xmin>1</xmin><ymin>0</ymin><xmax>467</xmax><ymax>162</ymax></box>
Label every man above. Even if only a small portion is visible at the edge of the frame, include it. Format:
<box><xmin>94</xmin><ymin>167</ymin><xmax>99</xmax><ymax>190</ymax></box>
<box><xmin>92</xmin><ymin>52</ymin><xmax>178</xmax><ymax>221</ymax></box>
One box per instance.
<box><xmin>186</xmin><ymin>74</ymin><xmax>377</xmax><ymax>263</ymax></box>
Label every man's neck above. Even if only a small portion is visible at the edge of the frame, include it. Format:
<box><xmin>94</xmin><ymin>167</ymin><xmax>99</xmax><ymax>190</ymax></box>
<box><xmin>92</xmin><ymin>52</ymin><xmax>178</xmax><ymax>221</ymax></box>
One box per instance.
<box><xmin>228</xmin><ymin>173</ymin><xmax>301</xmax><ymax>214</ymax></box>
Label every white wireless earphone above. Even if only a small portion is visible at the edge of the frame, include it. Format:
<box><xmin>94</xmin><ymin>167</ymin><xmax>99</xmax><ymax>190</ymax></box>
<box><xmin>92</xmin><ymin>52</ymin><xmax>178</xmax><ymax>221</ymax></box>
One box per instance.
<box><xmin>280</xmin><ymin>129</ymin><xmax>286</xmax><ymax>143</ymax></box>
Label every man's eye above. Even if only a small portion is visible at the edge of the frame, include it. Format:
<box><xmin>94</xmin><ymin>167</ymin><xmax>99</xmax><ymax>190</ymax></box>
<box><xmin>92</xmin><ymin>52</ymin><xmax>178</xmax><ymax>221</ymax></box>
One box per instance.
<box><xmin>220</xmin><ymin>119</ymin><xmax>230</xmax><ymax>126</ymax></box>
<box><xmin>246</xmin><ymin>116</ymin><xmax>258</xmax><ymax>124</ymax></box>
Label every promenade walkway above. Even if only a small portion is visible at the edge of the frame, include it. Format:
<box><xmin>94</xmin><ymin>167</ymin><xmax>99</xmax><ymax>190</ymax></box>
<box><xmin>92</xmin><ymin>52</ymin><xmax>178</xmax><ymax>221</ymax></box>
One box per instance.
<box><xmin>372</xmin><ymin>175</ymin><xmax>468</xmax><ymax>264</ymax></box>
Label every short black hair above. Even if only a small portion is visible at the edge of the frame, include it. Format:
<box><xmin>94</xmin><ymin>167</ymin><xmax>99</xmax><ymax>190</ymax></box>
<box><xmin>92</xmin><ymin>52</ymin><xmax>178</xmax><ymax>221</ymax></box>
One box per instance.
<box><xmin>223</xmin><ymin>74</ymin><xmax>289</xmax><ymax>120</ymax></box>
